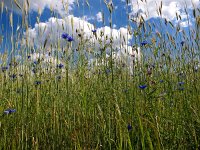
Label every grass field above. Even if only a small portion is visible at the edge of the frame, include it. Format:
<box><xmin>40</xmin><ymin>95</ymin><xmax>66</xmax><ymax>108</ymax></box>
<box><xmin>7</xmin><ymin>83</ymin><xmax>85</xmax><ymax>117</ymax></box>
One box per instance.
<box><xmin>0</xmin><ymin>0</ymin><xmax>200</xmax><ymax>149</ymax></box>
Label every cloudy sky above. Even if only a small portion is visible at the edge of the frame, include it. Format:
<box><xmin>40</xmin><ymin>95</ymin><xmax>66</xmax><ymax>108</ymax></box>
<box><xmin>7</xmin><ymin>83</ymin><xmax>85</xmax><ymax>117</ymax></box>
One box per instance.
<box><xmin>0</xmin><ymin>0</ymin><xmax>199</xmax><ymax>56</ymax></box>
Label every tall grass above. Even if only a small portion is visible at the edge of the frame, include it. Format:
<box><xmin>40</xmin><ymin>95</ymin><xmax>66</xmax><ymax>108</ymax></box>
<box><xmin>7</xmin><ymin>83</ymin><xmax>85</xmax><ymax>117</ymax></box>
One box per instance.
<box><xmin>0</xmin><ymin>0</ymin><xmax>200</xmax><ymax>149</ymax></box>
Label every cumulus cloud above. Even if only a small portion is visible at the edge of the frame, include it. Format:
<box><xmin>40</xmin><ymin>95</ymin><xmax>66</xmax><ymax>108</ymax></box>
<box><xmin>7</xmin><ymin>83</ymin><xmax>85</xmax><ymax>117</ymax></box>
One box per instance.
<box><xmin>129</xmin><ymin>0</ymin><xmax>200</xmax><ymax>26</ymax></box>
<box><xmin>25</xmin><ymin>15</ymin><xmax>133</xmax><ymax>50</ymax></box>
<box><xmin>24</xmin><ymin>15</ymin><xmax>141</xmax><ymax>68</ymax></box>
<box><xmin>1</xmin><ymin>0</ymin><xmax>75</xmax><ymax>15</ymax></box>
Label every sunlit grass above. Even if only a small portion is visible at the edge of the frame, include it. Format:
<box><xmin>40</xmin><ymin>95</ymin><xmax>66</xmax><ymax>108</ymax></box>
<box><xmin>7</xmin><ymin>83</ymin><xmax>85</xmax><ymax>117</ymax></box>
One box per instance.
<box><xmin>0</xmin><ymin>0</ymin><xmax>200</xmax><ymax>149</ymax></box>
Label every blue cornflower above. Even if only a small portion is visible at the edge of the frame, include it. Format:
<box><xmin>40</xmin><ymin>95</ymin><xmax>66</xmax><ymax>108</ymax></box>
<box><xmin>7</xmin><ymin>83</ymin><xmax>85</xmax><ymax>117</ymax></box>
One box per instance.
<box><xmin>181</xmin><ymin>41</ymin><xmax>184</xmax><ymax>46</ymax></box>
<box><xmin>4</xmin><ymin>109</ymin><xmax>16</xmax><ymax>115</ymax></box>
<box><xmin>2</xmin><ymin>66</ymin><xmax>8</xmax><ymax>72</ymax></box>
<box><xmin>160</xmin><ymin>80</ymin><xmax>164</xmax><ymax>83</ymax></box>
<box><xmin>127</xmin><ymin>124</ymin><xmax>132</xmax><ymax>131</ymax></box>
<box><xmin>62</xmin><ymin>33</ymin><xmax>74</xmax><ymax>42</ymax></box>
<box><xmin>10</xmin><ymin>74</ymin><xmax>17</xmax><ymax>79</ymax></box>
<box><xmin>92</xmin><ymin>29</ymin><xmax>97</xmax><ymax>33</ymax></box>
<box><xmin>178</xmin><ymin>82</ymin><xmax>184</xmax><ymax>91</ymax></box>
<box><xmin>178</xmin><ymin>82</ymin><xmax>184</xmax><ymax>85</ymax></box>
<box><xmin>141</xmin><ymin>41</ymin><xmax>148</xmax><ymax>46</ymax></box>
<box><xmin>67</xmin><ymin>36</ymin><xmax>74</xmax><ymax>42</ymax></box>
<box><xmin>57</xmin><ymin>63</ymin><xmax>64</xmax><ymax>69</ymax></box>
<box><xmin>35</xmin><ymin>81</ymin><xmax>41</xmax><ymax>85</ymax></box>
<box><xmin>61</xmin><ymin>33</ymin><xmax>69</xmax><ymax>39</ymax></box>
<box><xmin>28</xmin><ymin>55</ymin><xmax>31</xmax><ymax>59</ymax></box>
<box><xmin>139</xmin><ymin>85</ymin><xmax>147</xmax><ymax>89</ymax></box>
<box><xmin>105</xmin><ymin>69</ymin><xmax>111</xmax><ymax>75</ymax></box>
<box><xmin>33</xmin><ymin>61</ymin><xmax>38</xmax><ymax>65</ymax></box>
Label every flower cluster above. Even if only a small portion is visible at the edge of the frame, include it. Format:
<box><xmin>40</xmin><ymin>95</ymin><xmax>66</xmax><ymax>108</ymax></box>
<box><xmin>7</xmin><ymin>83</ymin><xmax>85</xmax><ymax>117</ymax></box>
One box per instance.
<box><xmin>61</xmin><ymin>33</ymin><xmax>74</xmax><ymax>42</ymax></box>
<box><xmin>35</xmin><ymin>81</ymin><xmax>41</xmax><ymax>85</ymax></box>
<box><xmin>4</xmin><ymin>109</ymin><xmax>16</xmax><ymax>115</ymax></box>
<box><xmin>57</xmin><ymin>63</ymin><xmax>64</xmax><ymax>69</ymax></box>
<box><xmin>139</xmin><ymin>85</ymin><xmax>147</xmax><ymax>90</ymax></box>
<box><xmin>1</xmin><ymin>66</ymin><xmax>8</xmax><ymax>72</ymax></box>
<box><xmin>178</xmin><ymin>81</ymin><xmax>184</xmax><ymax>91</ymax></box>
<box><xmin>141</xmin><ymin>41</ymin><xmax>148</xmax><ymax>46</ymax></box>
<box><xmin>127</xmin><ymin>124</ymin><xmax>132</xmax><ymax>131</ymax></box>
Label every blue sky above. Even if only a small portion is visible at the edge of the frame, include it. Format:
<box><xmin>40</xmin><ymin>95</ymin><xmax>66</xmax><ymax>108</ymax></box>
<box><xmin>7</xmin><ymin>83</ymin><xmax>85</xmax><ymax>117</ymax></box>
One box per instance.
<box><xmin>0</xmin><ymin>0</ymin><xmax>199</xmax><ymax>55</ymax></box>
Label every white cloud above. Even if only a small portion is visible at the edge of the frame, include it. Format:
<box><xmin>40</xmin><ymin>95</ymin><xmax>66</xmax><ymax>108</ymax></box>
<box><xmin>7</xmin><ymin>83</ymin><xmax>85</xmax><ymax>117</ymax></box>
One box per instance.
<box><xmin>129</xmin><ymin>0</ymin><xmax>200</xmax><ymax>26</ymax></box>
<box><xmin>25</xmin><ymin>16</ymin><xmax>91</xmax><ymax>52</ymax></box>
<box><xmin>24</xmin><ymin>15</ymin><xmax>141</xmax><ymax>68</ymax></box>
<box><xmin>1</xmin><ymin>0</ymin><xmax>75</xmax><ymax>15</ymax></box>
<box><xmin>179</xmin><ymin>20</ymin><xmax>193</xmax><ymax>27</ymax></box>
<box><xmin>25</xmin><ymin>15</ymin><xmax>132</xmax><ymax>50</ymax></box>
<box><xmin>96</xmin><ymin>12</ymin><xmax>103</xmax><ymax>22</ymax></box>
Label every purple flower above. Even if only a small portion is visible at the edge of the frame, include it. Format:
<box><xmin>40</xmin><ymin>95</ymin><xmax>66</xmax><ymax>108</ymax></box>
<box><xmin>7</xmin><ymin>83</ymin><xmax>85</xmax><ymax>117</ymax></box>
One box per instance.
<box><xmin>181</xmin><ymin>41</ymin><xmax>184</xmax><ymax>46</ymax></box>
<box><xmin>105</xmin><ymin>69</ymin><xmax>111</xmax><ymax>75</ymax></box>
<box><xmin>160</xmin><ymin>80</ymin><xmax>164</xmax><ymax>83</ymax></box>
<box><xmin>62</xmin><ymin>33</ymin><xmax>74</xmax><ymax>42</ymax></box>
<box><xmin>10</xmin><ymin>74</ymin><xmax>17</xmax><ymax>79</ymax></box>
<box><xmin>178</xmin><ymin>82</ymin><xmax>184</xmax><ymax>85</ymax></box>
<box><xmin>33</xmin><ymin>61</ymin><xmax>38</xmax><ymax>65</ymax></box>
<box><xmin>178</xmin><ymin>82</ymin><xmax>184</xmax><ymax>91</ymax></box>
<box><xmin>141</xmin><ymin>41</ymin><xmax>148</xmax><ymax>46</ymax></box>
<box><xmin>61</xmin><ymin>33</ymin><xmax>69</xmax><ymax>39</ymax></box>
<box><xmin>139</xmin><ymin>85</ymin><xmax>147</xmax><ymax>89</ymax></box>
<box><xmin>57</xmin><ymin>63</ymin><xmax>64</xmax><ymax>69</ymax></box>
<box><xmin>92</xmin><ymin>29</ymin><xmax>97</xmax><ymax>33</ymax></box>
<box><xmin>4</xmin><ymin>109</ymin><xmax>16</xmax><ymax>115</ymax></box>
<box><xmin>67</xmin><ymin>36</ymin><xmax>74</xmax><ymax>42</ymax></box>
<box><xmin>35</xmin><ymin>81</ymin><xmax>41</xmax><ymax>85</ymax></box>
<box><xmin>28</xmin><ymin>56</ymin><xmax>31</xmax><ymax>59</ymax></box>
<box><xmin>127</xmin><ymin>124</ymin><xmax>132</xmax><ymax>131</ymax></box>
<box><xmin>1</xmin><ymin>66</ymin><xmax>8</xmax><ymax>72</ymax></box>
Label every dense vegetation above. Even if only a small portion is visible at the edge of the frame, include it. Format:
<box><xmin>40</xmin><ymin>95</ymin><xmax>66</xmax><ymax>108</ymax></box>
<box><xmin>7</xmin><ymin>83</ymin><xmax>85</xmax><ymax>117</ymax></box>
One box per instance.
<box><xmin>0</xmin><ymin>0</ymin><xmax>200</xmax><ymax>149</ymax></box>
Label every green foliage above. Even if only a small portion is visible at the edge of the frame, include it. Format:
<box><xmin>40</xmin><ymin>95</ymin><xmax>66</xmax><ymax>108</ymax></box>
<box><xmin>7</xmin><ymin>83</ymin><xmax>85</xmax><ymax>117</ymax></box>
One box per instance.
<box><xmin>0</xmin><ymin>1</ymin><xmax>200</xmax><ymax>149</ymax></box>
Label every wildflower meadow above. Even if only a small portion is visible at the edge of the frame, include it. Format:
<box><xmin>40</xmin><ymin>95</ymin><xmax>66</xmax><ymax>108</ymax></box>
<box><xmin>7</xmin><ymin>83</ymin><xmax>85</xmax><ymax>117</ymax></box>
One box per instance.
<box><xmin>0</xmin><ymin>0</ymin><xmax>200</xmax><ymax>149</ymax></box>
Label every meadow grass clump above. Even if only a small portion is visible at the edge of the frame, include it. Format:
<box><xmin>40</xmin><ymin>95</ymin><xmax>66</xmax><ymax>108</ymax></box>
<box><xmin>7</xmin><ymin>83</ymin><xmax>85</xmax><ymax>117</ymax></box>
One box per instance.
<box><xmin>0</xmin><ymin>0</ymin><xmax>200</xmax><ymax>149</ymax></box>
